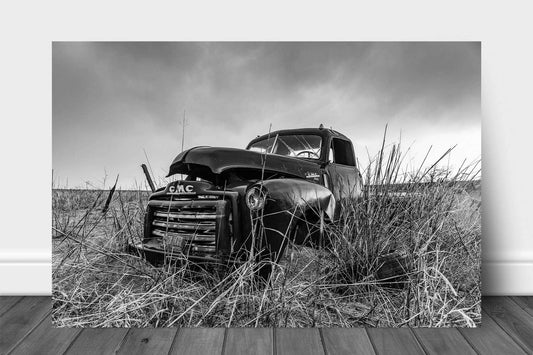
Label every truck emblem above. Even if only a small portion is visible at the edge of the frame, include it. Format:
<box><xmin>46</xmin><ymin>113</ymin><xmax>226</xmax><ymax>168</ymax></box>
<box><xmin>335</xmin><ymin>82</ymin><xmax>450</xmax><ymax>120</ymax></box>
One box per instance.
<box><xmin>305</xmin><ymin>172</ymin><xmax>320</xmax><ymax>180</ymax></box>
<box><xmin>168</xmin><ymin>184</ymin><xmax>194</xmax><ymax>194</ymax></box>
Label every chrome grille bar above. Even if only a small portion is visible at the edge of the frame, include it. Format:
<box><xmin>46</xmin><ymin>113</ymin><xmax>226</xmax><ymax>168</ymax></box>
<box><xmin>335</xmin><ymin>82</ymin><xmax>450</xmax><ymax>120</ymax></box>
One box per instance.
<box><xmin>153</xmin><ymin>211</ymin><xmax>216</xmax><ymax>220</ymax></box>
<box><xmin>152</xmin><ymin>229</ymin><xmax>216</xmax><ymax>243</ymax></box>
<box><xmin>152</xmin><ymin>220</ymin><xmax>215</xmax><ymax>232</ymax></box>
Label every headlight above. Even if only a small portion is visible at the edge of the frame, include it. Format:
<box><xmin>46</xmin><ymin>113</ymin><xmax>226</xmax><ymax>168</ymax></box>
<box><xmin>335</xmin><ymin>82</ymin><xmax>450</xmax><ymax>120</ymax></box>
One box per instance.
<box><xmin>246</xmin><ymin>185</ymin><xmax>267</xmax><ymax>211</ymax></box>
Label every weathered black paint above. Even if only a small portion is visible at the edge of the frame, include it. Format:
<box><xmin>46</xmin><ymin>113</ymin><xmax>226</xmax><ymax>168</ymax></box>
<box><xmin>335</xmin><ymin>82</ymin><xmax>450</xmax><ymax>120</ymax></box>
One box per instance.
<box><xmin>131</xmin><ymin>127</ymin><xmax>362</xmax><ymax>272</ymax></box>
<box><xmin>167</xmin><ymin>146</ymin><xmax>323</xmax><ymax>183</ymax></box>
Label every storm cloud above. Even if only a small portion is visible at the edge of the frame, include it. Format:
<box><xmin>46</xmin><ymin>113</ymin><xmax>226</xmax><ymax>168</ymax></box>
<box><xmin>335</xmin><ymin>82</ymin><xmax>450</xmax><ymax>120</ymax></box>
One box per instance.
<box><xmin>53</xmin><ymin>42</ymin><xmax>480</xmax><ymax>188</ymax></box>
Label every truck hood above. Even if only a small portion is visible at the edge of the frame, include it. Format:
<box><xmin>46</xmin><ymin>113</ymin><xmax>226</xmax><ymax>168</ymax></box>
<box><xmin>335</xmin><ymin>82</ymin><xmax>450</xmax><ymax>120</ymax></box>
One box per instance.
<box><xmin>167</xmin><ymin>146</ymin><xmax>323</xmax><ymax>182</ymax></box>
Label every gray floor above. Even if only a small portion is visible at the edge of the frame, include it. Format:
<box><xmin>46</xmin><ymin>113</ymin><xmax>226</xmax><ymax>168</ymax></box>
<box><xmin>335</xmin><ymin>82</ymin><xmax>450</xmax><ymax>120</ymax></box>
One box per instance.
<box><xmin>1</xmin><ymin>296</ymin><xmax>532</xmax><ymax>354</ymax></box>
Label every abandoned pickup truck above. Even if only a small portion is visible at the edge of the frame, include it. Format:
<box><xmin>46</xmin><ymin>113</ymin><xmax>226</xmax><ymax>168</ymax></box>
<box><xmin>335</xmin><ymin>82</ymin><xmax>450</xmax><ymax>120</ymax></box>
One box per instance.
<box><xmin>129</xmin><ymin>126</ymin><xmax>363</xmax><ymax>277</ymax></box>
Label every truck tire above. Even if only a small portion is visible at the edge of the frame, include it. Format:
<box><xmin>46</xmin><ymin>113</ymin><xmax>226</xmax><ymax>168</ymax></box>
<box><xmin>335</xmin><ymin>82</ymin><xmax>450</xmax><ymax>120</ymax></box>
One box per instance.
<box><xmin>255</xmin><ymin>226</ymin><xmax>292</xmax><ymax>283</ymax></box>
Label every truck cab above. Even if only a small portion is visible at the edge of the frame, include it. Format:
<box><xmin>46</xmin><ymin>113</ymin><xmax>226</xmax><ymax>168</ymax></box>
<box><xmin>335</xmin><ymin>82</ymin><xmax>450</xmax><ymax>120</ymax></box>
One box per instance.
<box><xmin>246</xmin><ymin>127</ymin><xmax>362</xmax><ymax>204</ymax></box>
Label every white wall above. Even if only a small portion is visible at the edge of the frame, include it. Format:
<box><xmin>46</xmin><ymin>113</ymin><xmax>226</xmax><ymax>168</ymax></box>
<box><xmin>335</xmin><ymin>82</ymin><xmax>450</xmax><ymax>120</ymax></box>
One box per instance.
<box><xmin>481</xmin><ymin>35</ymin><xmax>533</xmax><ymax>294</ymax></box>
<box><xmin>0</xmin><ymin>2</ymin><xmax>532</xmax><ymax>295</ymax></box>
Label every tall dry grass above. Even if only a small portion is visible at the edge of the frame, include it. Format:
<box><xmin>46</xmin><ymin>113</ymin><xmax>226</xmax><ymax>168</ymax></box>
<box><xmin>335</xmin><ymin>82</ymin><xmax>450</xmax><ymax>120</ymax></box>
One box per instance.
<box><xmin>52</xmin><ymin>136</ymin><xmax>481</xmax><ymax>327</ymax></box>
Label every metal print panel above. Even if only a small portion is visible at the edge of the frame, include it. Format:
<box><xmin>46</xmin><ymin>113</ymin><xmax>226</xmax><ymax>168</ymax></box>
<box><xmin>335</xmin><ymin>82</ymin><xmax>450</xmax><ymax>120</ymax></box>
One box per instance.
<box><xmin>52</xmin><ymin>42</ymin><xmax>481</xmax><ymax>327</ymax></box>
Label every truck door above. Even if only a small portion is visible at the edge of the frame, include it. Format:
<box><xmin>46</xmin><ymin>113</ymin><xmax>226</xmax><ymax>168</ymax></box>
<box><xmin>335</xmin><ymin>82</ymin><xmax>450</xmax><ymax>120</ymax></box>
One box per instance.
<box><xmin>324</xmin><ymin>138</ymin><xmax>362</xmax><ymax>203</ymax></box>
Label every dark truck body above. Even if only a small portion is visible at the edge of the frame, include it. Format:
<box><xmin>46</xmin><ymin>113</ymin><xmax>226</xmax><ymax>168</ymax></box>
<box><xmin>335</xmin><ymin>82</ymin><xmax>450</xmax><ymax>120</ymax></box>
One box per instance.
<box><xmin>129</xmin><ymin>127</ymin><xmax>363</xmax><ymax>269</ymax></box>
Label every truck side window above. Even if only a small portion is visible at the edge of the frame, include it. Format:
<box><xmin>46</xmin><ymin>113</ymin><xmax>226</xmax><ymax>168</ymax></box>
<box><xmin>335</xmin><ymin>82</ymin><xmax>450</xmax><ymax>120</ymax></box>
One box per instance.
<box><xmin>331</xmin><ymin>138</ymin><xmax>356</xmax><ymax>166</ymax></box>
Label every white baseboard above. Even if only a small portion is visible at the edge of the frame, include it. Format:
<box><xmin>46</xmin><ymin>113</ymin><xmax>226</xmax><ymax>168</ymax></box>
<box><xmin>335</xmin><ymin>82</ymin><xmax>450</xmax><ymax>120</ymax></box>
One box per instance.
<box><xmin>0</xmin><ymin>262</ymin><xmax>51</xmax><ymax>295</ymax></box>
<box><xmin>482</xmin><ymin>261</ymin><xmax>533</xmax><ymax>295</ymax></box>
<box><xmin>0</xmin><ymin>259</ymin><xmax>532</xmax><ymax>295</ymax></box>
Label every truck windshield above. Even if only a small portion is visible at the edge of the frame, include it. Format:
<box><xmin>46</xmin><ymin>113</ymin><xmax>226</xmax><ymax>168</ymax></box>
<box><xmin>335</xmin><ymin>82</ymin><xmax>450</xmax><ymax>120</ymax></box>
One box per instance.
<box><xmin>248</xmin><ymin>134</ymin><xmax>322</xmax><ymax>159</ymax></box>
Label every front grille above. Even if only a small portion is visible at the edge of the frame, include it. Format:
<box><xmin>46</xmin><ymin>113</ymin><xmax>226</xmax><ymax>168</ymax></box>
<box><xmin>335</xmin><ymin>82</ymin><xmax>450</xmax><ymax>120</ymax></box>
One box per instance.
<box><xmin>146</xmin><ymin>198</ymin><xmax>230</xmax><ymax>258</ymax></box>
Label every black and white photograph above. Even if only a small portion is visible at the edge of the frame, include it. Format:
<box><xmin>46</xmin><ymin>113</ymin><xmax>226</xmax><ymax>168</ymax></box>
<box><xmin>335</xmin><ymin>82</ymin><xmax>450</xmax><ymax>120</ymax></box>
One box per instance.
<box><xmin>51</xmin><ymin>42</ymin><xmax>481</xmax><ymax>328</ymax></box>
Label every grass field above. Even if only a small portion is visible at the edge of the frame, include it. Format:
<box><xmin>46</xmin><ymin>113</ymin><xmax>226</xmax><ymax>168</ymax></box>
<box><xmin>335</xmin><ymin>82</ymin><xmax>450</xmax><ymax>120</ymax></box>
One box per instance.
<box><xmin>52</xmin><ymin>142</ymin><xmax>481</xmax><ymax>328</ymax></box>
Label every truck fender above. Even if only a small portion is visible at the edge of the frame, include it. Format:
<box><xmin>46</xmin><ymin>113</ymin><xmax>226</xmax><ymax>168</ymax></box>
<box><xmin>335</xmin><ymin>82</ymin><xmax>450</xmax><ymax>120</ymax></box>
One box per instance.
<box><xmin>251</xmin><ymin>178</ymin><xmax>335</xmax><ymax>261</ymax></box>
<box><xmin>260</xmin><ymin>178</ymin><xmax>335</xmax><ymax>222</ymax></box>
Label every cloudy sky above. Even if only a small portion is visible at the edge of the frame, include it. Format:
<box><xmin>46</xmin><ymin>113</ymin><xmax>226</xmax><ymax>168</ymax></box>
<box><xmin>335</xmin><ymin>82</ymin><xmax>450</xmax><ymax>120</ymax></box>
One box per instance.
<box><xmin>53</xmin><ymin>42</ymin><xmax>480</xmax><ymax>189</ymax></box>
